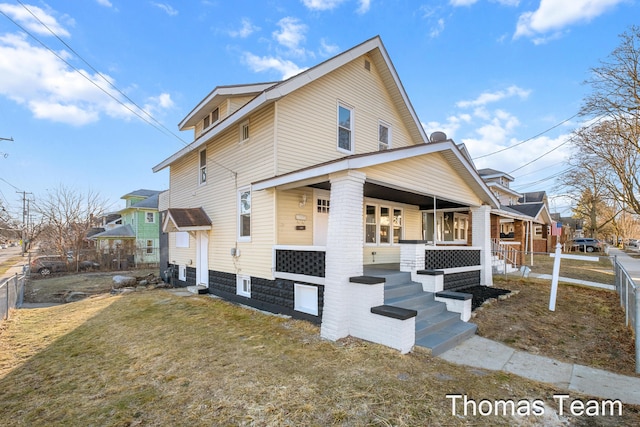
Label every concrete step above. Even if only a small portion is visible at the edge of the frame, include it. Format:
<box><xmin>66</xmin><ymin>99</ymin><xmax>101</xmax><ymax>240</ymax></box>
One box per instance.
<box><xmin>415</xmin><ymin>321</ymin><xmax>478</xmax><ymax>356</ymax></box>
<box><xmin>384</xmin><ymin>281</ymin><xmax>423</xmax><ymax>300</ymax></box>
<box><xmin>415</xmin><ymin>310</ymin><xmax>461</xmax><ymax>337</ymax></box>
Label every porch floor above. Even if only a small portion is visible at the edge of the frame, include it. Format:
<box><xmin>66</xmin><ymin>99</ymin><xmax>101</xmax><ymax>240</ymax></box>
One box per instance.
<box><xmin>363</xmin><ymin>263</ymin><xmax>400</xmax><ymax>275</ymax></box>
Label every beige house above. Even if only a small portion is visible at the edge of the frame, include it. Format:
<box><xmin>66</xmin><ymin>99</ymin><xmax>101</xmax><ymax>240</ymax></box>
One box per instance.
<box><xmin>153</xmin><ymin>36</ymin><xmax>500</xmax><ymax>354</ymax></box>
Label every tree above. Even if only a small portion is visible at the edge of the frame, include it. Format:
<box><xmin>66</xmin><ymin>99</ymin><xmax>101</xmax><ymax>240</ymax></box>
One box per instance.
<box><xmin>34</xmin><ymin>185</ymin><xmax>107</xmax><ymax>270</ymax></box>
<box><xmin>573</xmin><ymin>26</ymin><xmax>640</xmax><ymax>217</ymax></box>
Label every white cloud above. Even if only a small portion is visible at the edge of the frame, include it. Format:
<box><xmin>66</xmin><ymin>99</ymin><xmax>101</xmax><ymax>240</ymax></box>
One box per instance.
<box><xmin>514</xmin><ymin>0</ymin><xmax>624</xmax><ymax>40</ymax></box>
<box><xmin>229</xmin><ymin>18</ymin><xmax>259</xmax><ymax>38</ymax></box>
<box><xmin>151</xmin><ymin>2</ymin><xmax>178</xmax><ymax>16</ymax></box>
<box><xmin>0</xmin><ymin>3</ymin><xmax>71</xmax><ymax>37</ymax></box>
<box><xmin>356</xmin><ymin>0</ymin><xmax>371</xmax><ymax>14</ymax></box>
<box><xmin>456</xmin><ymin>85</ymin><xmax>531</xmax><ymax>108</ymax></box>
<box><xmin>273</xmin><ymin>17</ymin><xmax>307</xmax><ymax>52</ymax></box>
<box><xmin>449</xmin><ymin>0</ymin><xmax>479</xmax><ymax>6</ymax></box>
<box><xmin>301</xmin><ymin>0</ymin><xmax>346</xmax><ymax>11</ymax></box>
<box><xmin>243</xmin><ymin>52</ymin><xmax>307</xmax><ymax>80</ymax></box>
<box><xmin>429</xmin><ymin>19</ymin><xmax>445</xmax><ymax>38</ymax></box>
<box><xmin>96</xmin><ymin>0</ymin><xmax>113</xmax><ymax>7</ymax></box>
<box><xmin>319</xmin><ymin>38</ymin><xmax>339</xmax><ymax>57</ymax></box>
<box><xmin>0</xmin><ymin>29</ymin><xmax>172</xmax><ymax>126</ymax></box>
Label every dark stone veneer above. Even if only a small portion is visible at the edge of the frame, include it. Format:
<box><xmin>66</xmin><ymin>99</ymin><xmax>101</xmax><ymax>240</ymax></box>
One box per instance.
<box><xmin>168</xmin><ymin>264</ymin><xmax>324</xmax><ymax>324</ymax></box>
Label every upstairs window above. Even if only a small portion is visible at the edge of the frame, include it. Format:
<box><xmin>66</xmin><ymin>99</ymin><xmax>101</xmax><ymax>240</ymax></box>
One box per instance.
<box><xmin>337</xmin><ymin>104</ymin><xmax>353</xmax><ymax>153</ymax></box>
<box><xmin>238</xmin><ymin>187</ymin><xmax>251</xmax><ymax>241</ymax></box>
<box><xmin>203</xmin><ymin>114</ymin><xmax>210</xmax><ymax>129</ymax></box>
<box><xmin>199</xmin><ymin>149</ymin><xmax>207</xmax><ymax>185</ymax></box>
<box><xmin>240</xmin><ymin>120</ymin><xmax>250</xmax><ymax>143</ymax></box>
<box><xmin>211</xmin><ymin>107</ymin><xmax>219</xmax><ymax>123</ymax></box>
<box><xmin>145</xmin><ymin>212</ymin><xmax>155</xmax><ymax>223</ymax></box>
<box><xmin>378</xmin><ymin>122</ymin><xmax>390</xmax><ymax>150</ymax></box>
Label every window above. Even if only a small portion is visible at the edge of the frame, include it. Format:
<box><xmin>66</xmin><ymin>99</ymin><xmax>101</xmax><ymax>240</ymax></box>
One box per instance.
<box><xmin>145</xmin><ymin>212</ymin><xmax>155</xmax><ymax>223</ymax></box>
<box><xmin>240</xmin><ymin>120</ymin><xmax>250</xmax><ymax>143</ymax></box>
<box><xmin>237</xmin><ymin>275</ymin><xmax>251</xmax><ymax>297</ymax></box>
<box><xmin>378</xmin><ymin>122</ymin><xmax>390</xmax><ymax>150</ymax></box>
<box><xmin>176</xmin><ymin>232</ymin><xmax>189</xmax><ymax>248</ymax></box>
<box><xmin>238</xmin><ymin>187</ymin><xmax>251</xmax><ymax>241</ymax></box>
<box><xmin>199</xmin><ymin>149</ymin><xmax>207</xmax><ymax>185</ymax></box>
<box><xmin>211</xmin><ymin>107</ymin><xmax>219</xmax><ymax>123</ymax></box>
<box><xmin>317</xmin><ymin>198</ymin><xmax>330</xmax><ymax>213</ymax></box>
<box><xmin>337</xmin><ymin>104</ymin><xmax>353</xmax><ymax>153</ymax></box>
<box><xmin>146</xmin><ymin>240</ymin><xmax>153</xmax><ymax>254</ymax></box>
<box><xmin>294</xmin><ymin>283</ymin><xmax>318</xmax><ymax>316</ymax></box>
<box><xmin>365</xmin><ymin>204</ymin><xmax>403</xmax><ymax>245</ymax></box>
<box><xmin>422</xmin><ymin>212</ymin><xmax>469</xmax><ymax>243</ymax></box>
<box><xmin>203</xmin><ymin>114</ymin><xmax>210</xmax><ymax>129</ymax></box>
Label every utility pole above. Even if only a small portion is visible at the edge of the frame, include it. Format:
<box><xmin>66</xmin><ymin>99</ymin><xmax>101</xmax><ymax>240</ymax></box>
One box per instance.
<box><xmin>17</xmin><ymin>191</ymin><xmax>32</xmax><ymax>256</ymax></box>
<box><xmin>1</xmin><ymin>136</ymin><xmax>12</xmax><ymax>159</ymax></box>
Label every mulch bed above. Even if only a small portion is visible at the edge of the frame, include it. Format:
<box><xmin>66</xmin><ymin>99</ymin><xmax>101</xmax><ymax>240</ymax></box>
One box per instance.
<box><xmin>456</xmin><ymin>285</ymin><xmax>511</xmax><ymax>310</ymax></box>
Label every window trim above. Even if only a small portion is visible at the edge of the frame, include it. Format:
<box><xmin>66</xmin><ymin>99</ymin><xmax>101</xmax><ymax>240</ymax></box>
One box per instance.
<box><xmin>236</xmin><ymin>274</ymin><xmax>251</xmax><ymax>297</ymax></box>
<box><xmin>199</xmin><ymin>148</ymin><xmax>207</xmax><ymax>185</ymax></box>
<box><xmin>240</xmin><ymin>120</ymin><xmax>250</xmax><ymax>144</ymax></box>
<box><xmin>378</xmin><ymin>120</ymin><xmax>391</xmax><ymax>151</ymax></box>
<box><xmin>238</xmin><ymin>186</ymin><xmax>251</xmax><ymax>242</ymax></box>
<box><xmin>365</xmin><ymin>202</ymin><xmax>404</xmax><ymax>246</ymax></box>
<box><xmin>337</xmin><ymin>102</ymin><xmax>354</xmax><ymax>154</ymax></box>
<box><xmin>145</xmin><ymin>212</ymin><xmax>155</xmax><ymax>223</ymax></box>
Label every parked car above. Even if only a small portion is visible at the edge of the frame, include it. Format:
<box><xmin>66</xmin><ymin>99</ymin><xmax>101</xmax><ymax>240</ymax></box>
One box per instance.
<box><xmin>569</xmin><ymin>238</ymin><xmax>606</xmax><ymax>253</ymax></box>
<box><xmin>30</xmin><ymin>255</ymin><xmax>100</xmax><ymax>276</ymax></box>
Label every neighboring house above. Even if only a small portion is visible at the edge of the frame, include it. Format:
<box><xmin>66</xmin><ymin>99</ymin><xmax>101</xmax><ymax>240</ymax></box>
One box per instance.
<box><xmin>91</xmin><ymin>189</ymin><xmax>163</xmax><ymax>268</ymax></box>
<box><xmin>153</xmin><ymin>36</ymin><xmax>500</xmax><ymax>354</ymax></box>
<box><xmin>478</xmin><ymin>169</ymin><xmax>555</xmax><ymax>268</ymax></box>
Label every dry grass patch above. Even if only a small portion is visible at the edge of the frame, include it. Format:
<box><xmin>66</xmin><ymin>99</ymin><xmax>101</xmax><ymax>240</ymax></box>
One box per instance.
<box><xmin>2</xmin><ymin>291</ymin><xmax>639</xmax><ymax>426</ymax></box>
<box><xmin>475</xmin><ymin>277</ymin><xmax>636</xmax><ymax>376</ymax></box>
<box><xmin>513</xmin><ymin>253</ymin><xmax>615</xmax><ymax>284</ymax></box>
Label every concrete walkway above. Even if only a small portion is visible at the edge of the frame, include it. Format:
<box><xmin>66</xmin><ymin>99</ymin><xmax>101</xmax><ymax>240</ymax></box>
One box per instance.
<box><xmin>440</xmin><ymin>247</ymin><xmax>640</xmax><ymax>406</ymax></box>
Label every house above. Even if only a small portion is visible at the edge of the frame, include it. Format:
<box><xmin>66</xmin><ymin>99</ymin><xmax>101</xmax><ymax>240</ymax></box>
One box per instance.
<box><xmin>478</xmin><ymin>169</ymin><xmax>555</xmax><ymax>269</ymax></box>
<box><xmin>91</xmin><ymin>189</ymin><xmax>163</xmax><ymax>268</ymax></box>
<box><xmin>153</xmin><ymin>36</ymin><xmax>501</xmax><ymax>354</ymax></box>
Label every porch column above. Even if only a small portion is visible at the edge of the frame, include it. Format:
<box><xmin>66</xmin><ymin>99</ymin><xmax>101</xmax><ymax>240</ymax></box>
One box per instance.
<box><xmin>320</xmin><ymin>170</ymin><xmax>366</xmax><ymax>341</ymax></box>
<box><xmin>471</xmin><ymin>205</ymin><xmax>493</xmax><ymax>286</ymax></box>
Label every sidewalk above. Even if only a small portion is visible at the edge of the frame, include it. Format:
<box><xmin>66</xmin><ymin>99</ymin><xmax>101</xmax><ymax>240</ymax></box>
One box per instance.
<box><xmin>440</xmin><ymin>247</ymin><xmax>640</xmax><ymax>406</ymax></box>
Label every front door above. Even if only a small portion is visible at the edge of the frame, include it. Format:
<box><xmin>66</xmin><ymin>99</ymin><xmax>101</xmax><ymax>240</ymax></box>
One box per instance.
<box><xmin>196</xmin><ymin>231</ymin><xmax>209</xmax><ymax>287</ymax></box>
<box><xmin>313</xmin><ymin>190</ymin><xmax>330</xmax><ymax>246</ymax></box>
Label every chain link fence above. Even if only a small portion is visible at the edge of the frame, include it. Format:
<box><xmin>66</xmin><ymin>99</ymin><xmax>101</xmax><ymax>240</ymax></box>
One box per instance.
<box><xmin>0</xmin><ymin>273</ymin><xmax>25</xmax><ymax>322</ymax></box>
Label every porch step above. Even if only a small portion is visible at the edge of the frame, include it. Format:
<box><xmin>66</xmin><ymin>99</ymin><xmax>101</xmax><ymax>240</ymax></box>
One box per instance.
<box><xmin>187</xmin><ymin>285</ymin><xmax>208</xmax><ymax>294</ymax></box>
<box><xmin>376</xmin><ymin>271</ymin><xmax>476</xmax><ymax>356</ymax></box>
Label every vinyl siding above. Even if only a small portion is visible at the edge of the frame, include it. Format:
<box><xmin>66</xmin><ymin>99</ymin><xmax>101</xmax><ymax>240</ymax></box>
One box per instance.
<box><xmin>276</xmin><ymin>188</ymin><xmax>314</xmax><ymax>246</ymax></box>
<box><xmin>275</xmin><ymin>55</ymin><xmax>417</xmax><ymax>175</ymax></box>
<box><xmin>362</xmin><ymin>153</ymin><xmax>484</xmax><ymax>207</ymax></box>
<box><xmin>167</xmin><ymin>104</ymin><xmax>276</xmax><ymax>279</ymax></box>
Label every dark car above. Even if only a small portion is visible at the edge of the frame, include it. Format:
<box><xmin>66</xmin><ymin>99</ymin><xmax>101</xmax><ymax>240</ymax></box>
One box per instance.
<box><xmin>30</xmin><ymin>255</ymin><xmax>100</xmax><ymax>276</ymax></box>
<box><xmin>569</xmin><ymin>238</ymin><xmax>605</xmax><ymax>253</ymax></box>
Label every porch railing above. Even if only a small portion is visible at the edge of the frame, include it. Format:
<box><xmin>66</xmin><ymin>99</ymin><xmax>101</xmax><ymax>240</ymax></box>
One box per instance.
<box><xmin>492</xmin><ymin>239</ymin><xmax>520</xmax><ymax>269</ymax></box>
<box><xmin>273</xmin><ymin>245</ymin><xmax>326</xmax><ymax>285</ymax></box>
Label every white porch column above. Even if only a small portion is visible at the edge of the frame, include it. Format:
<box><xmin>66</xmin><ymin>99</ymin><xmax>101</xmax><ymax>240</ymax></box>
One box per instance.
<box><xmin>471</xmin><ymin>205</ymin><xmax>493</xmax><ymax>286</ymax></box>
<box><xmin>320</xmin><ymin>170</ymin><xmax>366</xmax><ymax>341</ymax></box>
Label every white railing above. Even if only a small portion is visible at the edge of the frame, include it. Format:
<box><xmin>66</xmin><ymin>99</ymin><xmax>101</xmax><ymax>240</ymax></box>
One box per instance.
<box><xmin>612</xmin><ymin>257</ymin><xmax>640</xmax><ymax>373</ymax></box>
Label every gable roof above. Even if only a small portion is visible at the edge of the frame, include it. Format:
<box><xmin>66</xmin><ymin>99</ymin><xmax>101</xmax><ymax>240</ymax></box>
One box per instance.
<box><xmin>122</xmin><ymin>189</ymin><xmax>161</xmax><ymax>199</ymax></box>
<box><xmin>129</xmin><ymin>193</ymin><xmax>159</xmax><ymax>209</ymax></box>
<box><xmin>90</xmin><ymin>224</ymin><xmax>135</xmax><ymax>239</ymax></box>
<box><xmin>519</xmin><ymin>191</ymin><xmax>546</xmax><ymax>204</ymax></box>
<box><xmin>253</xmin><ymin>140</ymin><xmax>500</xmax><ymax>208</ymax></box>
<box><xmin>478</xmin><ymin>168</ymin><xmax>515</xmax><ymax>182</ymax></box>
<box><xmin>162</xmin><ymin>207</ymin><xmax>212</xmax><ymax>233</ymax></box>
<box><xmin>152</xmin><ymin>36</ymin><xmax>427</xmax><ymax>173</ymax></box>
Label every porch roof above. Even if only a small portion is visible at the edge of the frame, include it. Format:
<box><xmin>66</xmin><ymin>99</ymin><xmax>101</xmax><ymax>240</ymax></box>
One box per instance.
<box><xmin>90</xmin><ymin>224</ymin><xmax>135</xmax><ymax>239</ymax></box>
<box><xmin>163</xmin><ymin>208</ymin><xmax>212</xmax><ymax>233</ymax></box>
<box><xmin>252</xmin><ymin>142</ymin><xmax>499</xmax><ymax>209</ymax></box>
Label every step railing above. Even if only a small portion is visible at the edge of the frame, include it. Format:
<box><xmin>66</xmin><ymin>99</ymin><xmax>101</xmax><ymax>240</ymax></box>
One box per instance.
<box><xmin>491</xmin><ymin>239</ymin><xmax>520</xmax><ymax>271</ymax></box>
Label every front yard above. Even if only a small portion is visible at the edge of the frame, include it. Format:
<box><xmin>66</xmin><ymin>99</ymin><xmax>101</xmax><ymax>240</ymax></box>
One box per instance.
<box><xmin>0</xmin><ymin>266</ymin><xmax>638</xmax><ymax>425</ymax></box>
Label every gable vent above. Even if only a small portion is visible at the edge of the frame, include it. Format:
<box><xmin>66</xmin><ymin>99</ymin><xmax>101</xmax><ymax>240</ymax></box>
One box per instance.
<box><xmin>364</xmin><ymin>59</ymin><xmax>371</xmax><ymax>71</ymax></box>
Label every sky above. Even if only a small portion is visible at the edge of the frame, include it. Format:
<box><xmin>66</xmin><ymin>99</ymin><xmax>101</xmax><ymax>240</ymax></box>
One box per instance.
<box><xmin>0</xmin><ymin>0</ymin><xmax>638</xmax><ymax>220</ymax></box>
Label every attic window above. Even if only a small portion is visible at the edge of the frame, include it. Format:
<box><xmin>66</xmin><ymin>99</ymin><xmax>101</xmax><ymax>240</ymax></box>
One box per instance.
<box><xmin>364</xmin><ymin>59</ymin><xmax>371</xmax><ymax>71</ymax></box>
<box><xmin>203</xmin><ymin>115</ymin><xmax>210</xmax><ymax>129</ymax></box>
<box><xmin>212</xmin><ymin>107</ymin><xmax>219</xmax><ymax>123</ymax></box>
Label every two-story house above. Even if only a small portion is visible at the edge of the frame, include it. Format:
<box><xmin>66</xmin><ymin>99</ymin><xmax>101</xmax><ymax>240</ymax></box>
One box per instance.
<box><xmin>92</xmin><ymin>189</ymin><xmax>162</xmax><ymax>268</ymax></box>
<box><xmin>478</xmin><ymin>168</ymin><xmax>554</xmax><ymax>268</ymax></box>
<box><xmin>154</xmin><ymin>36</ymin><xmax>500</xmax><ymax>354</ymax></box>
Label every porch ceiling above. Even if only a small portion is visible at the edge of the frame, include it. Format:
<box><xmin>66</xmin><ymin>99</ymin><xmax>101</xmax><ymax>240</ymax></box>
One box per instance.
<box><xmin>310</xmin><ymin>181</ymin><xmax>466</xmax><ymax>210</ymax></box>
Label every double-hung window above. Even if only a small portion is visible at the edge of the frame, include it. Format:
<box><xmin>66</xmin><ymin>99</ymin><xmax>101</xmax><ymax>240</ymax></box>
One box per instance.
<box><xmin>365</xmin><ymin>204</ymin><xmax>403</xmax><ymax>245</ymax></box>
<box><xmin>238</xmin><ymin>187</ymin><xmax>251</xmax><ymax>241</ymax></box>
<box><xmin>378</xmin><ymin>121</ymin><xmax>391</xmax><ymax>150</ymax></box>
<box><xmin>145</xmin><ymin>212</ymin><xmax>155</xmax><ymax>223</ymax></box>
<box><xmin>199</xmin><ymin>149</ymin><xmax>207</xmax><ymax>185</ymax></box>
<box><xmin>337</xmin><ymin>103</ymin><xmax>354</xmax><ymax>153</ymax></box>
<box><xmin>237</xmin><ymin>275</ymin><xmax>251</xmax><ymax>297</ymax></box>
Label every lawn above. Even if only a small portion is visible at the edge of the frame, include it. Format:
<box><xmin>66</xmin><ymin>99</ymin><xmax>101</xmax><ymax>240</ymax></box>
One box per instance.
<box><xmin>0</xmin><ymin>269</ymin><xmax>638</xmax><ymax>425</ymax></box>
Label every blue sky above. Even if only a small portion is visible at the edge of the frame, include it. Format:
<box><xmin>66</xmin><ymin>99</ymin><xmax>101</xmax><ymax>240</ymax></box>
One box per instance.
<box><xmin>0</xmin><ymin>0</ymin><xmax>637</xmax><ymax>219</ymax></box>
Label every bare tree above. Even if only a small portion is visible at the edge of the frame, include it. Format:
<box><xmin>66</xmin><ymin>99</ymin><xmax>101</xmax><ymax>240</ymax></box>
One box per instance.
<box><xmin>573</xmin><ymin>25</ymin><xmax>640</xmax><ymax>216</ymax></box>
<box><xmin>34</xmin><ymin>185</ymin><xmax>107</xmax><ymax>270</ymax></box>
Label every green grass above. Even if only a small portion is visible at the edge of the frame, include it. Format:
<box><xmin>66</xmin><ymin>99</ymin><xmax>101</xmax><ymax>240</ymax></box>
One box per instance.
<box><xmin>2</xmin><ymin>290</ymin><xmax>639</xmax><ymax>426</ymax></box>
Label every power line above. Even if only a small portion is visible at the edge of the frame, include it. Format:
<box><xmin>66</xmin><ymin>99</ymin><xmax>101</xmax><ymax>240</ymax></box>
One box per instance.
<box><xmin>1</xmin><ymin>5</ymin><xmax>189</xmax><ymax>147</ymax></box>
<box><xmin>472</xmin><ymin>112</ymin><xmax>580</xmax><ymax>160</ymax></box>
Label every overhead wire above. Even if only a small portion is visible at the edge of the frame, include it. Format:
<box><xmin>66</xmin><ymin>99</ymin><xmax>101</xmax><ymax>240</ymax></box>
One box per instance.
<box><xmin>1</xmin><ymin>4</ymin><xmax>189</xmax><ymax>147</ymax></box>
